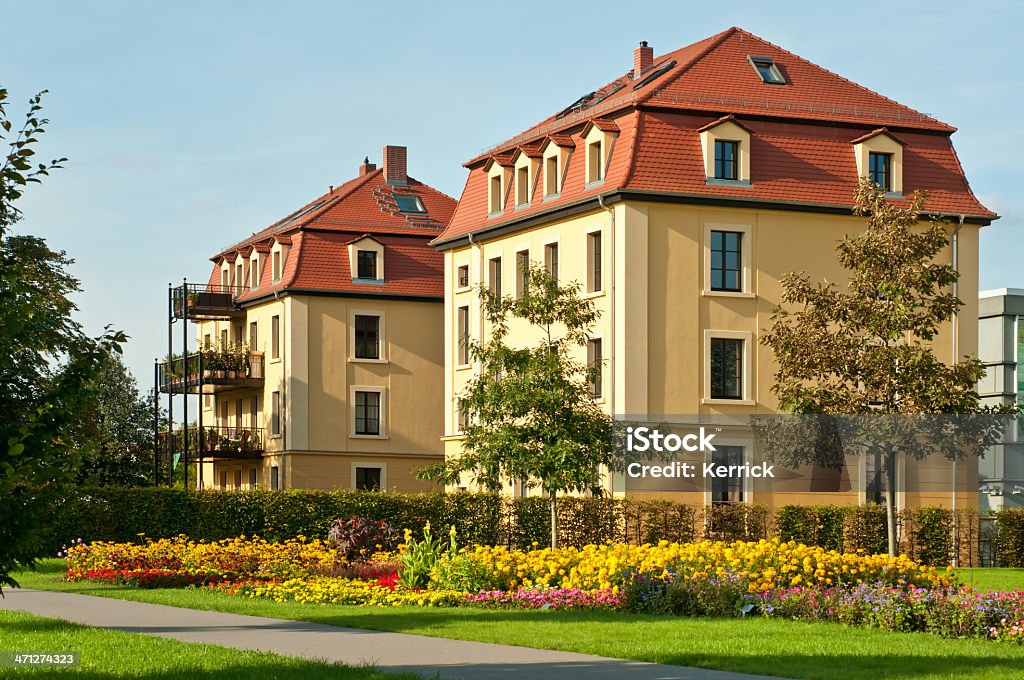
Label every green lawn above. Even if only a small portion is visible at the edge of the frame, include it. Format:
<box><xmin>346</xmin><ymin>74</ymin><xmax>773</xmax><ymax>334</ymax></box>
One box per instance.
<box><xmin>955</xmin><ymin>568</ymin><xmax>1024</xmax><ymax>593</ymax></box>
<box><xmin>0</xmin><ymin>608</ymin><xmax>419</xmax><ymax>679</ymax></box>
<box><xmin>11</xmin><ymin>560</ymin><xmax>1024</xmax><ymax>680</ymax></box>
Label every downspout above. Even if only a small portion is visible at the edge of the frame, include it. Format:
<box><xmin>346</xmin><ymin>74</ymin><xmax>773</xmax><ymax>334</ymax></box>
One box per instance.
<box><xmin>274</xmin><ymin>288</ymin><xmax>286</xmax><ymax>489</ymax></box>
<box><xmin>598</xmin><ymin>194</ymin><xmax>616</xmax><ymax>496</ymax></box>
<box><xmin>468</xmin><ymin>232</ymin><xmax>485</xmax><ymax>493</ymax></box>
<box><xmin>951</xmin><ymin>215</ymin><xmax>963</xmax><ymax>567</ymax></box>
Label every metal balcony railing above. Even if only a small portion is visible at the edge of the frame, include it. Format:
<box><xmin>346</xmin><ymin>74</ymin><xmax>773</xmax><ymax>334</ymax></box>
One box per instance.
<box><xmin>158</xmin><ymin>425</ymin><xmax>264</xmax><ymax>459</ymax></box>
<box><xmin>157</xmin><ymin>350</ymin><xmax>264</xmax><ymax>394</ymax></box>
<box><xmin>171</xmin><ymin>283</ymin><xmax>244</xmax><ymax>320</ymax></box>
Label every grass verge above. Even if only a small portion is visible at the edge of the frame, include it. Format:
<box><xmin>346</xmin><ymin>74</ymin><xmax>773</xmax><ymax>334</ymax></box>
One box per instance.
<box><xmin>10</xmin><ymin>560</ymin><xmax>1024</xmax><ymax>680</ymax></box>
<box><xmin>0</xmin><ymin>608</ymin><xmax>419</xmax><ymax>679</ymax></box>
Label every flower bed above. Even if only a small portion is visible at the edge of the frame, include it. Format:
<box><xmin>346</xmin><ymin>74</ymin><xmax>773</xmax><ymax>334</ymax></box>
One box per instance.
<box><xmin>62</xmin><ymin>534</ymin><xmax>1024</xmax><ymax>644</ymax></box>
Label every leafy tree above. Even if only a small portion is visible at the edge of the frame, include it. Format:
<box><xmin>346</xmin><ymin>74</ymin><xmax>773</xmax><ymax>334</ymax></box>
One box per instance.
<box><xmin>421</xmin><ymin>263</ymin><xmax>615</xmax><ymax>548</ymax></box>
<box><xmin>74</xmin><ymin>352</ymin><xmax>157</xmax><ymax>487</ymax></box>
<box><xmin>757</xmin><ymin>179</ymin><xmax>1011</xmax><ymax>556</ymax></box>
<box><xmin>0</xmin><ymin>88</ymin><xmax>125</xmax><ymax>589</ymax></box>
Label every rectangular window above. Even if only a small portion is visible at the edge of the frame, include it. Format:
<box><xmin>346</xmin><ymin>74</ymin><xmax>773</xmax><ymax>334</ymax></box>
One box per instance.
<box><xmin>710</xmin><ymin>230</ymin><xmax>743</xmax><ymax>292</ymax></box>
<box><xmin>221</xmin><ymin>269</ymin><xmax>229</xmax><ymax>289</ymax></box>
<box><xmin>270</xmin><ymin>465</ymin><xmax>280</xmax><ymax>490</ymax></box>
<box><xmin>220</xmin><ymin>470</ymin><xmax>228</xmax><ymax>489</ymax></box>
<box><xmin>249</xmin><ymin>321</ymin><xmax>257</xmax><ymax>351</ymax></box>
<box><xmin>489</xmin><ymin>175</ymin><xmax>502</xmax><ymax>214</ymax></box>
<box><xmin>236</xmin><ymin>264</ymin><xmax>243</xmax><ymax>290</ymax></box>
<box><xmin>711</xmin><ymin>446</ymin><xmax>745</xmax><ymax>504</ymax></box>
<box><xmin>357</xmin><ymin>250</ymin><xmax>378</xmax><ymax>279</ymax></box>
<box><xmin>710</xmin><ymin>338</ymin><xmax>744</xmax><ymax>399</ymax></box>
<box><xmin>220</xmin><ymin>400</ymin><xmax>228</xmax><ymax>425</ymax></box>
<box><xmin>248</xmin><ymin>467</ymin><xmax>258</xmax><ymax>489</ymax></box>
<box><xmin>355</xmin><ymin>391</ymin><xmax>381</xmax><ymax>435</ymax></box>
<box><xmin>516</xmin><ymin>166</ymin><xmax>530</xmax><ymax>205</ymax></box>
<box><xmin>250</xmin><ymin>258</ymin><xmax>259</xmax><ymax>288</ymax></box>
<box><xmin>355</xmin><ymin>466</ymin><xmax>382</xmax><ymax>491</ymax></box>
<box><xmin>271</xmin><ymin>315</ymin><xmax>280</xmax><ymax>359</ymax></box>
<box><xmin>587</xmin><ymin>231</ymin><xmax>602</xmax><ymax>292</ymax></box>
<box><xmin>544</xmin><ymin>243</ymin><xmax>559</xmax><ymax>283</ymax></box>
<box><xmin>544</xmin><ymin>156</ymin><xmax>559</xmax><ymax>196</ymax></box>
<box><xmin>587</xmin><ymin>141</ymin><xmax>603</xmax><ymax>183</ymax></box>
<box><xmin>869</xmin><ymin>152</ymin><xmax>891</xmax><ymax>191</ymax></box>
<box><xmin>271</xmin><ymin>391</ymin><xmax>280</xmax><ymax>436</ymax></box>
<box><xmin>354</xmin><ymin>314</ymin><xmax>380</xmax><ymax>359</ymax></box>
<box><xmin>221</xmin><ymin>328</ymin><xmax>228</xmax><ymax>348</ymax></box>
<box><xmin>457</xmin><ymin>306</ymin><xmax>470</xmax><ymax>365</ymax></box>
<box><xmin>235</xmin><ymin>399</ymin><xmax>242</xmax><ymax>430</ymax></box>
<box><xmin>457</xmin><ymin>402</ymin><xmax>467</xmax><ymax>433</ymax></box>
<box><xmin>588</xmin><ymin>338</ymin><xmax>603</xmax><ymax>399</ymax></box>
<box><xmin>203</xmin><ymin>333</ymin><xmax>211</xmax><ymax>350</ymax></box>
<box><xmin>234</xmin><ymin>469</ymin><xmax>242</xmax><ymax>489</ymax></box>
<box><xmin>457</xmin><ymin>264</ymin><xmax>469</xmax><ymax>288</ymax></box>
<box><xmin>249</xmin><ymin>395</ymin><xmax>258</xmax><ymax>427</ymax></box>
<box><xmin>488</xmin><ymin>257</ymin><xmax>502</xmax><ymax>296</ymax></box>
<box><xmin>865</xmin><ymin>449</ymin><xmax>884</xmax><ymax>505</ymax></box>
<box><xmin>272</xmin><ymin>251</ymin><xmax>281</xmax><ymax>281</ymax></box>
<box><xmin>714</xmin><ymin>140</ymin><xmax>738</xmax><ymax>180</ymax></box>
<box><xmin>516</xmin><ymin>250</ymin><xmax>529</xmax><ymax>299</ymax></box>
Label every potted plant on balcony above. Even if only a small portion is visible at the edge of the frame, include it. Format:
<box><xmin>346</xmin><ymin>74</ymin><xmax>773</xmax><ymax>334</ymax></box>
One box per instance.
<box><xmin>204</xmin><ymin>427</ymin><xmax>218</xmax><ymax>452</ymax></box>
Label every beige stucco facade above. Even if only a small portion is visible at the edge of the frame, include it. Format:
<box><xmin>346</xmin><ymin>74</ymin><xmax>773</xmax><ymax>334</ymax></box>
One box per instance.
<box><xmin>195</xmin><ymin>293</ymin><xmax>443</xmax><ymax>492</ymax></box>
<box><xmin>441</xmin><ymin>199</ymin><xmax>980</xmax><ymax>510</ymax></box>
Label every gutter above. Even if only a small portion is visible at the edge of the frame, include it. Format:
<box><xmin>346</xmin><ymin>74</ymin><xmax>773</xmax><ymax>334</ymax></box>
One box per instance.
<box><xmin>950</xmin><ymin>214</ymin><xmax>963</xmax><ymax>567</ymax></box>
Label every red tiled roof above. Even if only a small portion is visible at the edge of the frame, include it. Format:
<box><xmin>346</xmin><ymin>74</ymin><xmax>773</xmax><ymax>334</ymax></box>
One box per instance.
<box><xmin>209</xmin><ymin>165</ymin><xmax>455</xmax><ymax>299</ymax></box>
<box><xmin>435</xmin><ymin>28</ymin><xmax>993</xmax><ymax>246</ymax></box>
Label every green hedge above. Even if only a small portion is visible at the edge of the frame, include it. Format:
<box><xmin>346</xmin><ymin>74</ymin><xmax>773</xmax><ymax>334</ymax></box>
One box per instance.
<box><xmin>44</xmin><ymin>488</ymin><xmax>1024</xmax><ymax>566</ymax></box>
<box><xmin>995</xmin><ymin>508</ymin><xmax>1024</xmax><ymax>567</ymax></box>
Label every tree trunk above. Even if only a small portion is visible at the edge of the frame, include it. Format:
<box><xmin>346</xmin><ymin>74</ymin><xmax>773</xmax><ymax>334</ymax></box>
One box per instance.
<box><xmin>549</xmin><ymin>489</ymin><xmax>559</xmax><ymax>550</ymax></box>
<box><xmin>884</xmin><ymin>450</ymin><xmax>897</xmax><ymax>557</ymax></box>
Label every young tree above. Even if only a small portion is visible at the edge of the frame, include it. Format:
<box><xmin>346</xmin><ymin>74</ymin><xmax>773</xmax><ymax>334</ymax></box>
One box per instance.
<box><xmin>758</xmin><ymin>179</ymin><xmax>1011</xmax><ymax>556</ymax></box>
<box><xmin>0</xmin><ymin>88</ymin><xmax>125</xmax><ymax>589</ymax></box>
<box><xmin>422</xmin><ymin>263</ymin><xmax>615</xmax><ymax>548</ymax></box>
<box><xmin>73</xmin><ymin>352</ymin><xmax>157</xmax><ymax>487</ymax></box>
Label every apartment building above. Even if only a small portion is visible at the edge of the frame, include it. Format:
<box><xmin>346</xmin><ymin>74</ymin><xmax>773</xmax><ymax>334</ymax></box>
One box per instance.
<box><xmin>159</xmin><ymin>146</ymin><xmax>455</xmax><ymax>491</ymax></box>
<box><xmin>978</xmin><ymin>289</ymin><xmax>1024</xmax><ymax>510</ymax></box>
<box><xmin>432</xmin><ymin>28</ymin><xmax>995</xmax><ymax>511</ymax></box>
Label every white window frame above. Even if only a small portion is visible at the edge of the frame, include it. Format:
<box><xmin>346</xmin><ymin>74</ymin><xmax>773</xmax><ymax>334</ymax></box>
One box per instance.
<box><xmin>350</xmin><ymin>309</ymin><xmax>387</xmax><ymax>363</ymax></box>
<box><xmin>351</xmin><ymin>462</ymin><xmax>387</xmax><ymax>491</ymax></box>
<box><xmin>587</xmin><ymin>334</ymin><xmax>605</xmax><ymax>404</ymax></box>
<box><xmin>455</xmin><ymin>261</ymin><xmax>472</xmax><ymax>293</ymax></box>
<box><xmin>586</xmin><ymin>228</ymin><xmax>605</xmax><ymax>296</ymax></box>
<box><xmin>703</xmin><ymin>223</ymin><xmax>755</xmax><ymax>298</ymax></box>
<box><xmin>702</xmin><ymin>330</ymin><xmax>755</xmax><ymax>405</ymax></box>
<box><xmin>703</xmin><ymin>438</ymin><xmax>754</xmax><ymax>505</ymax></box>
<box><xmin>350</xmin><ymin>385</ymin><xmax>387</xmax><ymax>439</ymax></box>
<box><xmin>456</xmin><ymin>305</ymin><xmax>471</xmax><ymax>369</ymax></box>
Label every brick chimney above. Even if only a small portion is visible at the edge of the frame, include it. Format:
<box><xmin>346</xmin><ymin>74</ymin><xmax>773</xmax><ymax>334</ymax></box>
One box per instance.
<box><xmin>359</xmin><ymin>156</ymin><xmax>377</xmax><ymax>176</ymax></box>
<box><xmin>634</xmin><ymin>41</ymin><xmax>653</xmax><ymax>79</ymax></box>
<box><xmin>382</xmin><ymin>145</ymin><xmax>407</xmax><ymax>185</ymax></box>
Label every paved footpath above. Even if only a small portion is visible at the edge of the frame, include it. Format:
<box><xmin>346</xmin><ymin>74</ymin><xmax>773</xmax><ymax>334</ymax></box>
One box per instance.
<box><xmin>1</xmin><ymin>589</ymin><xmax>785</xmax><ymax>680</ymax></box>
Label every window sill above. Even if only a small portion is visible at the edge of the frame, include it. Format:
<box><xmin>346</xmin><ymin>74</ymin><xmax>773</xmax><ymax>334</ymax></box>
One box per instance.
<box><xmin>488</xmin><ymin>210</ymin><xmax>504</xmax><ymax>219</ymax></box>
<box><xmin>584</xmin><ymin>289</ymin><xmax>606</xmax><ymax>300</ymax></box>
<box><xmin>455</xmin><ymin>285</ymin><xmax>472</xmax><ymax>294</ymax></box>
<box><xmin>514</xmin><ymin>203</ymin><xmax>531</xmax><ymax>211</ymax></box>
<box><xmin>351</xmin><ymin>278</ymin><xmax>385</xmax><ymax>285</ymax></box>
<box><xmin>883</xmin><ymin>191</ymin><xmax>904</xmax><ymax>199</ymax></box>
<box><xmin>269</xmin><ymin>433</ymin><xmax>282</xmax><ymax>440</ymax></box>
<box><xmin>455</xmin><ymin>364</ymin><xmax>473</xmax><ymax>372</ymax></box>
<box><xmin>350</xmin><ymin>434</ymin><xmax>389</xmax><ymax>440</ymax></box>
<box><xmin>349</xmin><ymin>358</ymin><xmax>389</xmax><ymax>365</ymax></box>
<box><xmin>701</xmin><ymin>398</ymin><xmax>756</xmax><ymax>406</ymax></box>
<box><xmin>705</xmin><ymin>178</ymin><xmax>752</xmax><ymax>187</ymax></box>
<box><xmin>268</xmin><ymin>357</ymin><xmax>282</xmax><ymax>364</ymax></box>
<box><xmin>543</xmin><ymin>193</ymin><xmax>560</xmax><ymax>202</ymax></box>
<box><xmin>585</xmin><ymin>180</ymin><xmax>605</xmax><ymax>189</ymax></box>
<box><xmin>702</xmin><ymin>290</ymin><xmax>756</xmax><ymax>299</ymax></box>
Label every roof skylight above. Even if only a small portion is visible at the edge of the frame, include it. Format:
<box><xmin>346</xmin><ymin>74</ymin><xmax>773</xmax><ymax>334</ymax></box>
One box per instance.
<box><xmin>749</xmin><ymin>55</ymin><xmax>786</xmax><ymax>84</ymax></box>
<box><xmin>393</xmin><ymin>194</ymin><xmax>426</xmax><ymax>213</ymax></box>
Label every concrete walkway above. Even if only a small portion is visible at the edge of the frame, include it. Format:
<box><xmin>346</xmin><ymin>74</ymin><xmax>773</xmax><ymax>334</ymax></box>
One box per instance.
<box><xmin>1</xmin><ymin>589</ymin><xmax>784</xmax><ymax>680</ymax></box>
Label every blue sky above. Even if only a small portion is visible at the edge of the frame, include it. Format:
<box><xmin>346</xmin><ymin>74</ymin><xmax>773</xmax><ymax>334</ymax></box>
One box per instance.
<box><xmin>3</xmin><ymin>1</ymin><xmax>1021</xmax><ymax>386</ymax></box>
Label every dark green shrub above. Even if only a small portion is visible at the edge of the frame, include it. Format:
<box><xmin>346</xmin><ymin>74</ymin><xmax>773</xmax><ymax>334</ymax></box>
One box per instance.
<box><xmin>994</xmin><ymin>508</ymin><xmax>1024</xmax><ymax>567</ymax></box>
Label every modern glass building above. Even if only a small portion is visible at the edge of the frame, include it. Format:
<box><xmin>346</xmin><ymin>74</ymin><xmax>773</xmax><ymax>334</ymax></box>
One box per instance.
<box><xmin>978</xmin><ymin>288</ymin><xmax>1024</xmax><ymax>510</ymax></box>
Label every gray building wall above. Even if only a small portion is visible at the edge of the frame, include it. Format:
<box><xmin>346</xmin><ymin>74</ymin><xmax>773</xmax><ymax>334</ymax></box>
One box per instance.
<box><xmin>978</xmin><ymin>288</ymin><xmax>1024</xmax><ymax>511</ymax></box>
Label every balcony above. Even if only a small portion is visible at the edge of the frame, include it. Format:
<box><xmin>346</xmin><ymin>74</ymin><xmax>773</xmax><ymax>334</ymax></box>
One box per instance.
<box><xmin>171</xmin><ymin>283</ymin><xmax>244</xmax><ymax>320</ymax></box>
<box><xmin>158</xmin><ymin>348</ymin><xmax>264</xmax><ymax>394</ymax></box>
<box><xmin>159</xmin><ymin>425</ymin><xmax>264</xmax><ymax>460</ymax></box>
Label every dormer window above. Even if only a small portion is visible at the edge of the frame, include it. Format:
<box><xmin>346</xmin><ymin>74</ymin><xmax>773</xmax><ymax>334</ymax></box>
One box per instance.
<box><xmin>699</xmin><ymin>115</ymin><xmax>753</xmax><ymax>186</ymax></box>
<box><xmin>869</xmin><ymin>152</ymin><xmax>891</xmax><ymax>191</ymax></box>
<box><xmin>272</xmin><ymin>251</ymin><xmax>281</xmax><ymax>282</ymax></box>
<box><xmin>489</xmin><ymin>175</ymin><xmax>502</xmax><ymax>214</ymax></box>
<box><xmin>544</xmin><ymin>156</ymin><xmax>558</xmax><ymax>196</ymax></box>
<box><xmin>357</xmin><ymin>250</ymin><xmax>378</xmax><ymax>279</ymax></box>
<box><xmin>393</xmin><ymin>194</ymin><xmax>425</xmax><ymax>213</ymax></box>
<box><xmin>347</xmin><ymin>235</ymin><xmax>385</xmax><ymax>282</ymax></box>
<box><xmin>516</xmin><ymin>166</ymin><xmax>530</xmax><ymax>206</ymax></box>
<box><xmin>714</xmin><ymin>140</ymin><xmax>739</xmax><ymax>180</ymax></box>
<box><xmin>852</xmin><ymin>129</ymin><xmax>904</xmax><ymax>196</ymax></box>
<box><xmin>587</xmin><ymin>141</ymin><xmax>603</xmax><ymax>184</ymax></box>
<box><xmin>749</xmin><ymin>56</ymin><xmax>785</xmax><ymax>84</ymax></box>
